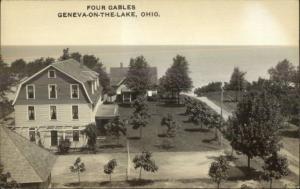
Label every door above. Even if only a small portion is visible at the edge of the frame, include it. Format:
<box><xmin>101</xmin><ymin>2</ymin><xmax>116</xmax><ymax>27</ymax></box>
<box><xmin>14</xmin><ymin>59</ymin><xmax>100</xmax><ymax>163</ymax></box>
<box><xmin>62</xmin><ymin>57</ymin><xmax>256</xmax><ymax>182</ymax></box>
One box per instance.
<box><xmin>51</xmin><ymin>130</ymin><xmax>58</xmax><ymax>146</ymax></box>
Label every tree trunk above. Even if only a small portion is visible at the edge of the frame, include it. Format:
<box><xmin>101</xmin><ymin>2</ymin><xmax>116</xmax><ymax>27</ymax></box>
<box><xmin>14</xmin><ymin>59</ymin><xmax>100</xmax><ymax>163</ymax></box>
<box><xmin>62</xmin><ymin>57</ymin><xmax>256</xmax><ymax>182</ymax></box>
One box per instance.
<box><xmin>177</xmin><ymin>91</ymin><xmax>180</xmax><ymax>104</ymax></box>
<box><xmin>110</xmin><ymin>174</ymin><xmax>111</xmax><ymax>182</ymax></box>
<box><xmin>139</xmin><ymin>127</ymin><xmax>143</xmax><ymax>138</ymax></box>
<box><xmin>78</xmin><ymin>172</ymin><xmax>80</xmax><ymax>183</ymax></box>
<box><xmin>139</xmin><ymin>167</ymin><xmax>142</xmax><ymax>180</ymax></box>
<box><xmin>217</xmin><ymin>181</ymin><xmax>220</xmax><ymax>189</ymax></box>
<box><xmin>247</xmin><ymin>156</ymin><xmax>251</xmax><ymax>169</ymax></box>
<box><xmin>231</xmin><ymin>147</ymin><xmax>233</xmax><ymax>157</ymax></box>
<box><xmin>269</xmin><ymin>179</ymin><xmax>272</xmax><ymax>189</ymax></box>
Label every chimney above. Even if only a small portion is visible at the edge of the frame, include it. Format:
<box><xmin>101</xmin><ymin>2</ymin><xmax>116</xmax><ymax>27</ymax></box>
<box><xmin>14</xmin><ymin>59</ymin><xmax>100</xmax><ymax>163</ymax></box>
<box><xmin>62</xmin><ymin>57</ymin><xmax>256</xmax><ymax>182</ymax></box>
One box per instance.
<box><xmin>120</xmin><ymin>62</ymin><xmax>123</xmax><ymax>68</ymax></box>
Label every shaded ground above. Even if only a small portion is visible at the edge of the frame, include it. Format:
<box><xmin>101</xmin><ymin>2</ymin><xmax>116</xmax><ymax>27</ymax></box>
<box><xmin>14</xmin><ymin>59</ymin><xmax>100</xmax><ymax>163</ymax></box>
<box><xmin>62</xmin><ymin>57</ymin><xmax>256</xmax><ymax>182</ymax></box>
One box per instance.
<box><xmin>96</xmin><ymin>101</ymin><xmax>221</xmax><ymax>153</ymax></box>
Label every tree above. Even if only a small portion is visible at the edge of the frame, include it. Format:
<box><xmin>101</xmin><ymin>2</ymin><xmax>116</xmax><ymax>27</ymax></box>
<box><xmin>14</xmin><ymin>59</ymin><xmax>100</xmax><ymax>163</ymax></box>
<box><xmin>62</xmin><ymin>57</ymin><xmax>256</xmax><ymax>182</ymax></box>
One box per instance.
<box><xmin>70</xmin><ymin>52</ymin><xmax>82</xmax><ymax>62</ymax></box>
<box><xmin>104</xmin><ymin>159</ymin><xmax>117</xmax><ymax>182</ymax></box>
<box><xmin>0</xmin><ymin>162</ymin><xmax>19</xmax><ymax>189</ymax></box>
<box><xmin>0</xmin><ymin>56</ymin><xmax>15</xmax><ymax>101</ymax></box>
<box><xmin>209</xmin><ymin>156</ymin><xmax>229</xmax><ymax>189</ymax></box>
<box><xmin>194</xmin><ymin>82</ymin><xmax>222</xmax><ymax>95</ymax></box>
<box><xmin>159</xmin><ymin>55</ymin><xmax>193</xmax><ymax>104</ymax></box>
<box><xmin>229</xmin><ymin>91</ymin><xmax>282</xmax><ymax>169</ymax></box>
<box><xmin>130</xmin><ymin>96</ymin><xmax>150</xmax><ymax>138</ymax></box>
<box><xmin>70</xmin><ymin>157</ymin><xmax>86</xmax><ymax>184</ymax></box>
<box><xmin>261</xmin><ymin>153</ymin><xmax>289</xmax><ymax>189</ymax></box>
<box><xmin>132</xmin><ymin>151</ymin><xmax>158</xmax><ymax>180</ymax></box>
<box><xmin>268</xmin><ymin>59</ymin><xmax>296</xmax><ymax>88</ymax></box>
<box><xmin>160</xmin><ymin>114</ymin><xmax>179</xmax><ymax>137</ymax></box>
<box><xmin>105</xmin><ymin>117</ymin><xmax>126</xmax><ymax>145</ymax></box>
<box><xmin>59</xmin><ymin>48</ymin><xmax>71</xmax><ymax>61</ymax></box>
<box><xmin>126</xmin><ymin>56</ymin><xmax>151</xmax><ymax>95</ymax></box>
<box><xmin>26</xmin><ymin>57</ymin><xmax>54</xmax><ymax>76</ymax></box>
<box><xmin>81</xmin><ymin>123</ymin><xmax>97</xmax><ymax>152</ymax></box>
<box><xmin>10</xmin><ymin>59</ymin><xmax>26</xmax><ymax>77</ymax></box>
<box><xmin>226</xmin><ymin>67</ymin><xmax>247</xmax><ymax>101</ymax></box>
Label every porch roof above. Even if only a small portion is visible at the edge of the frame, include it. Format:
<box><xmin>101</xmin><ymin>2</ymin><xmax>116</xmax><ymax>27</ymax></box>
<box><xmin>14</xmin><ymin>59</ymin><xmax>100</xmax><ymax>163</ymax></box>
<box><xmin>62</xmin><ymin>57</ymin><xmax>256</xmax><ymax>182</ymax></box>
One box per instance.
<box><xmin>95</xmin><ymin>104</ymin><xmax>119</xmax><ymax>119</ymax></box>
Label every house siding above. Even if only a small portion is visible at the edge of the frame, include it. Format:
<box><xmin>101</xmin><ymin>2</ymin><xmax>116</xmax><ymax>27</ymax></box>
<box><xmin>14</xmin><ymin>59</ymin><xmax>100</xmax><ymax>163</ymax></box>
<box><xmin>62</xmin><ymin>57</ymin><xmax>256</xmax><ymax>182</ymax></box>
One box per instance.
<box><xmin>14</xmin><ymin>67</ymin><xmax>90</xmax><ymax>105</ymax></box>
<box><xmin>14</xmin><ymin>104</ymin><xmax>92</xmax><ymax>149</ymax></box>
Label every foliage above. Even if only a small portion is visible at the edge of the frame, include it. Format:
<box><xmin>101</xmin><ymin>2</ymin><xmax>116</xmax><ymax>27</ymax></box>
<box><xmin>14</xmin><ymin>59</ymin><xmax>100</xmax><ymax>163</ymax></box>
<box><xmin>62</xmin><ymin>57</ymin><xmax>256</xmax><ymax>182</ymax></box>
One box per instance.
<box><xmin>26</xmin><ymin>57</ymin><xmax>55</xmax><ymax>76</ymax></box>
<box><xmin>130</xmin><ymin>96</ymin><xmax>150</xmax><ymax>138</ymax></box>
<box><xmin>194</xmin><ymin>82</ymin><xmax>222</xmax><ymax>96</ymax></box>
<box><xmin>0</xmin><ymin>162</ymin><xmax>19</xmax><ymax>189</ymax></box>
<box><xmin>229</xmin><ymin>91</ymin><xmax>282</xmax><ymax>169</ymax></box>
<box><xmin>261</xmin><ymin>153</ymin><xmax>289</xmax><ymax>189</ymax></box>
<box><xmin>70</xmin><ymin>157</ymin><xmax>86</xmax><ymax>183</ymax></box>
<box><xmin>132</xmin><ymin>151</ymin><xmax>158</xmax><ymax>180</ymax></box>
<box><xmin>10</xmin><ymin>59</ymin><xmax>26</xmax><ymax>77</ymax></box>
<box><xmin>209</xmin><ymin>156</ymin><xmax>229</xmax><ymax>189</ymax></box>
<box><xmin>105</xmin><ymin>117</ymin><xmax>126</xmax><ymax>144</ymax></box>
<box><xmin>0</xmin><ymin>56</ymin><xmax>15</xmax><ymax>101</ymax></box>
<box><xmin>104</xmin><ymin>159</ymin><xmax>117</xmax><ymax>182</ymax></box>
<box><xmin>225</xmin><ymin>67</ymin><xmax>248</xmax><ymax>101</ymax></box>
<box><xmin>126</xmin><ymin>56</ymin><xmax>151</xmax><ymax>94</ymax></box>
<box><xmin>161</xmin><ymin>114</ymin><xmax>179</xmax><ymax>137</ymax></box>
<box><xmin>159</xmin><ymin>55</ymin><xmax>193</xmax><ymax>103</ymax></box>
<box><xmin>81</xmin><ymin>123</ymin><xmax>97</xmax><ymax>152</ymax></box>
<box><xmin>58</xmin><ymin>138</ymin><xmax>71</xmax><ymax>154</ymax></box>
<box><xmin>59</xmin><ymin>48</ymin><xmax>71</xmax><ymax>61</ymax></box>
<box><xmin>268</xmin><ymin>59</ymin><xmax>296</xmax><ymax>87</ymax></box>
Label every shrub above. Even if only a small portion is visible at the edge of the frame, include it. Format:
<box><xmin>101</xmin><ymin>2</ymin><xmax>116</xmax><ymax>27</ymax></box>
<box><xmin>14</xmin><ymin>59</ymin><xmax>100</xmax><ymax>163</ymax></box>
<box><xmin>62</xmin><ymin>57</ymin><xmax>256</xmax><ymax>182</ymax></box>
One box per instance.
<box><xmin>58</xmin><ymin>138</ymin><xmax>71</xmax><ymax>154</ymax></box>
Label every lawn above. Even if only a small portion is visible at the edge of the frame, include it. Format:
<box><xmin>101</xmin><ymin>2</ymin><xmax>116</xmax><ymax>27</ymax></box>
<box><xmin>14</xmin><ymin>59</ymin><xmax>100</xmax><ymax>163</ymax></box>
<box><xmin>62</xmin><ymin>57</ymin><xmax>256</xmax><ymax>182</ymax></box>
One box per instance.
<box><xmin>96</xmin><ymin>101</ymin><xmax>222</xmax><ymax>153</ymax></box>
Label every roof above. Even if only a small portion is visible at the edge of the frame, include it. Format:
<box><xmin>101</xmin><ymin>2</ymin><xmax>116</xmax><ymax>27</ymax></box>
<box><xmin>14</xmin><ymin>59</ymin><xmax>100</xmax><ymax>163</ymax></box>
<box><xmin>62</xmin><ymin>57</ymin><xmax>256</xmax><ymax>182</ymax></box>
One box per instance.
<box><xmin>13</xmin><ymin>59</ymin><xmax>102</xmax><ymax>105</ymax></box>
<box><xmin>0</xmin><ymin>126</ymin><xmax>57</xmax><ymax>184</ymax></box>
<box><xmin>95</xmin><ymin>104</ymin><xmax>119</xmax><ymax>119</ymax></box>
<box><xmin>110</xmin><ymin>67</ymin><xmax>158</xmax><ymax>86</ymax></box>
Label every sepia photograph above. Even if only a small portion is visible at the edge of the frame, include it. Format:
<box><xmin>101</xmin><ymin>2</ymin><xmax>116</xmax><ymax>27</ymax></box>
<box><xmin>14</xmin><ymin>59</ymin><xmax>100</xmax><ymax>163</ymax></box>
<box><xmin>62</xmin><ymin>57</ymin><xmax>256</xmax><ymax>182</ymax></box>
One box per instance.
<box><xmin>0</xmin><ymin>0</ymin><xmax>299</xmax><ymax>188</ymax></box>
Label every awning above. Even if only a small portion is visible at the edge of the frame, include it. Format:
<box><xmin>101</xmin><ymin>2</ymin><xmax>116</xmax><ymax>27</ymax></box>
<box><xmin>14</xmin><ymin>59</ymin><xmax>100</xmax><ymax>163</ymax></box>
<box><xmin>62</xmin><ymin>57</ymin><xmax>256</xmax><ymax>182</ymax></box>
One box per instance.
<box><xmin>95</xmin><ymin>104</ymin><xmax>119</xmax><ymax>119</ymax></box>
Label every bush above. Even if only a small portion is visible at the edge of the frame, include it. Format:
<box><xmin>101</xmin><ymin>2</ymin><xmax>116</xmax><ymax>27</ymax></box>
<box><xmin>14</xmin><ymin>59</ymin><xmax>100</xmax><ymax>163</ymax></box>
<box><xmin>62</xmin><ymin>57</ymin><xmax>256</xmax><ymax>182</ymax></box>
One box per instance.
<box><xmin>58</xmin><ymin>138</ymin><xmax>71</xmax><ymax>154</ymax></box>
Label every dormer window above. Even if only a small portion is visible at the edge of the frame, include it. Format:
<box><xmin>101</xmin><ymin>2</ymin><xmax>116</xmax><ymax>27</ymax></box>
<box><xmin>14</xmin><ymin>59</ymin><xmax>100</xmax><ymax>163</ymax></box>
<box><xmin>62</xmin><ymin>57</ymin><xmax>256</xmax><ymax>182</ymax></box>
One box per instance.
<box><xmin>48</xmin><ymin>70</ymin><xmax>56</xmax><ymax>78</ymax></box>
<box><xmin>48</xmin><ymin>84</ymin><xmax>57</xmax><ymax>99</ymax></box>
<box><xmin>71</xmin><ymin>84</ymin><xmax>79</xmax><ymax>99</ymax></box>
<box><xmin>26</xmin><ymin>85</ymin><xmax>35</xmax><ymax>99</ymax></box>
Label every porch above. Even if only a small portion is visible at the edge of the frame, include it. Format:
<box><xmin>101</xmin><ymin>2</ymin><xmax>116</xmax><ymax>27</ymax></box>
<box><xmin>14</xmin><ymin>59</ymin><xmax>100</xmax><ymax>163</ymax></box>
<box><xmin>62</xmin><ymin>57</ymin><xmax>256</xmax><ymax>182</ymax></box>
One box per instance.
<box><xmin>95</xmin><ymin>104</ymin><xmax>119</xmax><ymax>136</ymax></box>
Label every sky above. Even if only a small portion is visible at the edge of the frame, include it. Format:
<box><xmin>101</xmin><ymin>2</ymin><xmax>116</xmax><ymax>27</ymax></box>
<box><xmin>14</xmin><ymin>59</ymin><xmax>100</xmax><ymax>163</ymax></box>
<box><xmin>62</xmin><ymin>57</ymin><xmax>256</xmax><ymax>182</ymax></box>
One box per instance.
<box><xmin>1</xmin><ymin>0</ymin><xmax>299</xmax><ymax>46</ymax></box>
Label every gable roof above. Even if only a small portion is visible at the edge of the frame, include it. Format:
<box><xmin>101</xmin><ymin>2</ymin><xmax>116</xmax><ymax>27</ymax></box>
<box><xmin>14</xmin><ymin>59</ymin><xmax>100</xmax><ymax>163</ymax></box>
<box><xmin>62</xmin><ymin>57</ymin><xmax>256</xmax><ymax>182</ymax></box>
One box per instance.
<box><xmin>12</xmin><ymin>59</ymin><xmax>101</xmax><ymax>105</ymax></box>
<box><xmin>0</xmin><ymin>126</ymin><xmax>57</xmax><ymax>184</ymax></box>
<box><xmin>110</xmin><ymin>67</ymin><xmax>158</xmax><ymax>86</ymax></box>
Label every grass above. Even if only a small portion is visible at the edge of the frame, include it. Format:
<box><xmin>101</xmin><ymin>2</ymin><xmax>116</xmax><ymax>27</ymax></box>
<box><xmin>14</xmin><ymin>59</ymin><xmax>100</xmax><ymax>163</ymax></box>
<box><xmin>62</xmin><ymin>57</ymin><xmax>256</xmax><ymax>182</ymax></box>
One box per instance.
<box><xmin>95</xmin><ymin>101</ymin><xmax>222</xmax><ymax>153</ymax></box>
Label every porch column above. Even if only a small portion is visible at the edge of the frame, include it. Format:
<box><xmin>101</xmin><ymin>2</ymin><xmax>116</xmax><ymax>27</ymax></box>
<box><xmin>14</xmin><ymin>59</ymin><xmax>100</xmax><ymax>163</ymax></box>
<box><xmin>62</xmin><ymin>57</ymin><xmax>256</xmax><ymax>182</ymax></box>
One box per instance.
<box><xmin>129</xmin><ymin>93</ymin><xmax>132</xmax><ymax>102</ymax></box>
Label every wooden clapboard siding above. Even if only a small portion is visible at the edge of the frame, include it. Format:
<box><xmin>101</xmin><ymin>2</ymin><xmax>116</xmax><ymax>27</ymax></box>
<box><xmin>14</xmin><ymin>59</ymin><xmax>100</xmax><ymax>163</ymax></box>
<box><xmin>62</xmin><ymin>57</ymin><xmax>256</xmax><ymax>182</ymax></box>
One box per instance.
<box><xmin>15</xmin><ymin>104</ymin><xmax>93</xmax><ymax>128</ymax></box>
<box><xmin>15</xmin><ymin>67</ymin><xmax>90</xmax><ymax>105</ymax></box>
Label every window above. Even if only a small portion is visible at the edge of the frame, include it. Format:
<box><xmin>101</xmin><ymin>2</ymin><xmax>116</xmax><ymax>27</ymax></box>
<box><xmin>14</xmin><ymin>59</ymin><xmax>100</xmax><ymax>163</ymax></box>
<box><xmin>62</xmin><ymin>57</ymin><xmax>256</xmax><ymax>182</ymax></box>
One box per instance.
<box><xmin>48</xmin><ymin>70</ymin><xmax>56</xmax><ymax>78</ymax></box>
<box><xmin>71</xmin><ymin>84</ymin><xmax>79</xmax><ymax>99</ymax></box>
<box><xmin>73</xmin><ymin>127</ymin><xmax>79</xmax><ymax>142</ymax></box>
<box><xmin>50</xmin><ymin>106</ymin><xmax>57</xmax><ymax>120</ymax></box>
<box><xmin>26</xmin><ymin>85</ymin><xmax>35</xmax><ymax>99</ymax></box>
<box><xmin>29</xmin><ymin>128</ymin><xmax>35</xmax><ymax>142</ymax></box>
<box><xmin>48</xmin><ymin>84</ymin><xmax>57</xmax><ymax>99</ymax></box>
<box><xmin>72</xmin><ymin>105</ymin><xmax>79</xmax><ymax>120</ymax></box>
<box><xmin>28</xmin><ymin>106</ymin><xmax>35</xmax><ymax>120</ymax></box>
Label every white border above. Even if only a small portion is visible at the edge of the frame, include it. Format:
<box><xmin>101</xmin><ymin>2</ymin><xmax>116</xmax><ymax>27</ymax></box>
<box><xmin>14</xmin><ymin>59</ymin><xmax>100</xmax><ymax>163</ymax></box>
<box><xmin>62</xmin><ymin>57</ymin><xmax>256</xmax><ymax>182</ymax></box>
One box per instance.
<box><xmin>71</xmin><ymin>105</ymin><xmax>79</xmax><ymax>120</ymax></box>
<box><xmin>49</xmin><ymin>105</ymin><xmax>57</xmax><ymax>121</ymax></box>
<box><xmin>48</xmin><ymin>70</ymin><xmax>56</xmax><ymax>78</ymax></box>
<box><xmin>27</xmin><ymin>105</ymin><xmax>35</xmax><ymax>121</ymax></box>
<box><xmin>26</xmin><ymin>84</ymin><xmax>35</xmax><ymax>99</ymax></box>
<box><xmin>48</xmin><ymin>84</ymin><xmax>57</xmax><ymax>99</ymax></box>
<box><xmin>70</xmin><ymin>84</ymin><xmax>80</xmax><ymax>99</ymax></box>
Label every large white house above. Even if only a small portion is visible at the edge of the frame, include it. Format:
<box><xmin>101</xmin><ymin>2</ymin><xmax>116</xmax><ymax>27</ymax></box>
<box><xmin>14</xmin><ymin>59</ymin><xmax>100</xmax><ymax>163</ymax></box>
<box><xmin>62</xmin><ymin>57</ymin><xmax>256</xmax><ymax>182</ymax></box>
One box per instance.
<box><xmin>12</xmin><ymin>59</ymin><xmax>109</xmax><ymax>149</ymax></box>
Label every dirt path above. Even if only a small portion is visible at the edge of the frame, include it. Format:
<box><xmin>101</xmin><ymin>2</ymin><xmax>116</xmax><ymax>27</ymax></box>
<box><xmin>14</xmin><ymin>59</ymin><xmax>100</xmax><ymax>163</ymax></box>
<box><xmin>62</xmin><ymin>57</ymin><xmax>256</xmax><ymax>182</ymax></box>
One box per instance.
<box><xmin>51</xmin><ymin>150</ymin><xmax>225</xmax><ymax>187</ymax></box>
